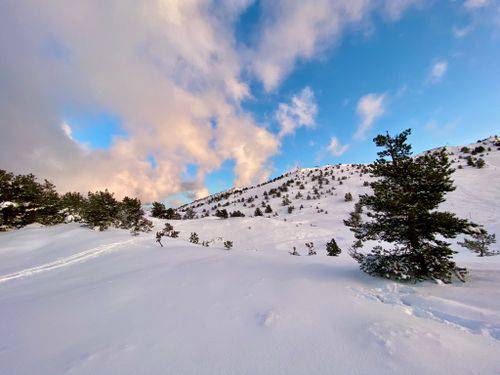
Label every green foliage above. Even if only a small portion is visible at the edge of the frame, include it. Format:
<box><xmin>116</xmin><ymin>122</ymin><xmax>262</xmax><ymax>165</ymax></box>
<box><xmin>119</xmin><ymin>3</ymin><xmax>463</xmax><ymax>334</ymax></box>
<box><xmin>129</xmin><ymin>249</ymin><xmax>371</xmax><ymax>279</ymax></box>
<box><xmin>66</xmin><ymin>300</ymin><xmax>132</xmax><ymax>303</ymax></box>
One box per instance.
<box><xmin>60</xmin><ymin>192</ymin><xmax>86</xmax><ymax>220</ymax></box>
<box><xmin>0</xmin><ymin>170</ymin><xmax>65</xmax><ymax>229</ymax></box>
<box><xmin>81</xmin><ymin>190</ymin><xmax>119</xmax><ymax>231</ymax></box>
<box><xmin>326</xmin><ymin>238</ymin><xmax>341</xmax><ymax>256</ymax></box>
<box><xmin>345</xmin><ymin>129</ymin><xmax>475</xmax><ymax>283</ymax></box>
<box><xmin>151</xmin><ymin>201</ymin><xmax>167</xmax><ymax>218</ymax></box>
<box><xmin>458</xmin><ymin>228</ymin><xmax>498</xmax><ymax>257</ymax></box>
<box><xmin>117</xmin><ymin>197</ymin><xmax>153</xmax><ymax>235</ymax></box>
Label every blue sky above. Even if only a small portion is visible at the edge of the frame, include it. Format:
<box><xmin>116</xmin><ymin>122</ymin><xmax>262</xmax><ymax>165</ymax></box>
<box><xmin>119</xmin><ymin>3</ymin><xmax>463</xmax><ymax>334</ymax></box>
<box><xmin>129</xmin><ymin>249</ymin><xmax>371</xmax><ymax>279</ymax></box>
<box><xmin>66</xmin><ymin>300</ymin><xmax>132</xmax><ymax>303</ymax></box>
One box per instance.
<box><xmin>1</xmin><ymin>0</ymin><xmax>499</xmax><ymax>204</ymax></box>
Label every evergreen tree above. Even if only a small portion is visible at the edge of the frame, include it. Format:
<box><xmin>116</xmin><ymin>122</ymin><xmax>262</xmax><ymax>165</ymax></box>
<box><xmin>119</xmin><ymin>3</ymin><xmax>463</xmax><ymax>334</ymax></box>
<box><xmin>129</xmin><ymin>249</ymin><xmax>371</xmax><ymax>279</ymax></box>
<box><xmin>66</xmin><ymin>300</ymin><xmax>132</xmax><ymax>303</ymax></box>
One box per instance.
<box><xmin>458</xmin><ymin>228</ymin><xmax>498</xmax><ymax>257</ymax></box>
<box><xmin>81</xmin><ymin>190</ymin><xmax>119</xmax><ymax>231</ymax></box>
<box><xmin>117</xmin><ymin>196</ymin><xmax>153</xmax><ymax>235</ymax></box>
<box><xmin>345</xmin><ymin>129</ymin><xmax>475</xmax><ymax>283</ymax></box>
<box><xmin>189</xmin><ymin>232</ymin><xmax>199</xmax><ymax>244</ymax></box>
<box><xmin>151</xmin><ymin>201</ymin><xmax>167</xmax><ymax>218</ymax></box>
<box><xmin>344</xmin><ymin>192</ymin><xmax>353</xmax><ymax>202</ymax></box>
<box><xmin>254</xmin><ymin>207</ymin><xmax>263</xmax><ymax>216</ymax></box>
<box><xmin>326</xmin><ymin>238</ymin><xmax>341</xmax><ymax>256</ymax></box>
<box><xmin>183</xmin><ymin>207</ymin><xmax>196</xmax><ymax>220</ymax></box>
<box><xmin>215</xmin><ymin>209</ymin><xmax>228</xmax><ymax>219</ymax></box>
<box><xmin>165</xmin><ymin>207</ymin><xmax>181</xmax><ymax>220</ymax></box>
<box><xmin>224</xmin><ymin>240</ymin><xmax>233</xmax><ymax>250</ymax></box>
<box><xmin>60</xmin><ymin>192</ymin><xmax>86</xmax><ymax>221</ymax></box>
<box><xmin>265</xmin><ymin>205</ymin><xmax>273</xmax><ymax>214</ymax></box>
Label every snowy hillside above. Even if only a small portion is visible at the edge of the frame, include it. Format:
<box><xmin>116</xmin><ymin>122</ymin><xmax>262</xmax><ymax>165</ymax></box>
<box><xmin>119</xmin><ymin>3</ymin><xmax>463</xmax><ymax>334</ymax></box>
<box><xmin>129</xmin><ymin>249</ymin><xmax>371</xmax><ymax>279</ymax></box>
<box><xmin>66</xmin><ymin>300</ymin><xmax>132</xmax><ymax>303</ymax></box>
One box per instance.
<box><xmin>0</xmin><ymin>136</ymin><xmax>499</xmax><ymax>374</ymax></box>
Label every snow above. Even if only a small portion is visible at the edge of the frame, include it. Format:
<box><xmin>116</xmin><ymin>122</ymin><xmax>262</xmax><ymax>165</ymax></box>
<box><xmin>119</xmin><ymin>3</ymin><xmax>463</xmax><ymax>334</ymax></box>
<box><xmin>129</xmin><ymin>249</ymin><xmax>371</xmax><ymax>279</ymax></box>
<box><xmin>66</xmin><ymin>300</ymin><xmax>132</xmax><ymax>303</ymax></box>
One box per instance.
<box><xmin>1</xmin><ymin>136</ymin><xmax>500</xmax><ymax>374</ymax></box>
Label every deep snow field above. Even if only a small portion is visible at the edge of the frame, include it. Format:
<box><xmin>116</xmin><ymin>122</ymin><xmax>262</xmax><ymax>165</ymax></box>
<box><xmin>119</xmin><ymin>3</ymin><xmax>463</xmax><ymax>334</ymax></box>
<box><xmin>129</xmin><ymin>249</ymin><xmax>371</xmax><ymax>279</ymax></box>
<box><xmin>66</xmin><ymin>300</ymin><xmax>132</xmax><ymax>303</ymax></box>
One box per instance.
<box><xmin>1</xmin><ymin>138</ymin><xmax>500</xmax><ymax>374</ymax></box>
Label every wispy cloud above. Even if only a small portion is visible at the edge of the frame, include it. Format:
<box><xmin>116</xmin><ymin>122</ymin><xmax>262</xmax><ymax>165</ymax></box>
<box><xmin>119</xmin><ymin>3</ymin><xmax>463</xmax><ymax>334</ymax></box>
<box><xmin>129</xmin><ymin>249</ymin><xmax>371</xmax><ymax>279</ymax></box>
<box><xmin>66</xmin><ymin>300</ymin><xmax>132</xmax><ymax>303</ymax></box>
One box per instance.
<box><xmin>251</xmin><ymin>0</ymin><xmax>421</xmax><ymax>91</ymax></box>
<box><xmin>453</xmin><ymin>24</ymin><xmax>474</xmax><ymax>38</ymax></box>
<box><xmin>464</xmin><ymin>0</ymin><xmax>490</xmax><ymax>9</ymax></box>
<box><xmin>353</xmin><ymin>93</ymin><xmax>386</xmax><ymax>140</ymax></box>
<box><xmin>276</xmin><ymin>87</ymin><xmax>317</xmax><ymax>138</ymax></box>
<box><xmin>428</xmin><ymin>60</ymin><xmax>448</xmax><ymax>83</ymax></box>
<box><xmin>326</xmin><ymin>137</ymin><xmax>349</xmax><ymax>156</ymax></box>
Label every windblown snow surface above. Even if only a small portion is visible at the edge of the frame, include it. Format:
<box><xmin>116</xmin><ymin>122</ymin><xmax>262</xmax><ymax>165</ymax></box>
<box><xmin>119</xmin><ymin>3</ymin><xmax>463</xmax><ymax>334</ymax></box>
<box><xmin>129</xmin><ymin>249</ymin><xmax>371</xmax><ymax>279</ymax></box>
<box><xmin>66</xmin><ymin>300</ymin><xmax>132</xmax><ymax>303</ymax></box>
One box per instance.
<box><xmin>1</xmin><ymin>137</ymin><xmax>500</xmax><ymax>374</ymax></box>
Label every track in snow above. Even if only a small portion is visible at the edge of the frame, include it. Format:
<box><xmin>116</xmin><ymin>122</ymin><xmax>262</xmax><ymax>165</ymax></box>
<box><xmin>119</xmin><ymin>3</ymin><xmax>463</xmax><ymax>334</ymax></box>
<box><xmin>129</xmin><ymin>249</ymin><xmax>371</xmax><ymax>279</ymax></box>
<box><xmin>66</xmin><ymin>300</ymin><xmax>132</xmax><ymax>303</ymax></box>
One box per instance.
<box><xmin>0</xmin><ymin>237</ymin><xmax>140</xmax><ymax>284</ymax></box>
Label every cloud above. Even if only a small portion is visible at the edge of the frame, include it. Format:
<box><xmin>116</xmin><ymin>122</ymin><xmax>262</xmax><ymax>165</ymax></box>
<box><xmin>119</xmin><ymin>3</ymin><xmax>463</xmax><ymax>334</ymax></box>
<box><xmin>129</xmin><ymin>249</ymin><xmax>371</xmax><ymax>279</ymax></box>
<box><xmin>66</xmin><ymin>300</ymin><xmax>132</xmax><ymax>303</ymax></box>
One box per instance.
<box><xmin>428</xmin><ymin>60</ymin><xmax>448</xmax><ymax>83</ymax></box>
<box><xmin>353</xmin><ymin>93</ymin><xmax>386</xmax><ymax>140</ymax></box>
<box><xmin>0</xmin><ymin>0</ymin><xmax>426</xmax><ymax>202</ymax></box>
<box><xmin>464</xmin><ymin>0</ymin><xmax>490</xmax><ymax>9</ymax></box>
<box><xmin>0</xmin><ymin>0</ymin><xmax>278</xmax><ymax>202</ymax></box>
<box><xmin>276</xmin><ymin>87</ymin><xmax>317</xmax><ymax>138</ymax></box>
<box><xmin>326</xmin><ymin>137</ymin><xmax>349</xmax><ymax>156</ymax></box>
<box><xmin>250</xmin><ymin>0</ymin><xmax>421</xmax><ymax>91</ymax></box>
<box><xmin>453</xmin><ymin>24</ymin><xmax>474</xmax><ymax>38</ymax></box>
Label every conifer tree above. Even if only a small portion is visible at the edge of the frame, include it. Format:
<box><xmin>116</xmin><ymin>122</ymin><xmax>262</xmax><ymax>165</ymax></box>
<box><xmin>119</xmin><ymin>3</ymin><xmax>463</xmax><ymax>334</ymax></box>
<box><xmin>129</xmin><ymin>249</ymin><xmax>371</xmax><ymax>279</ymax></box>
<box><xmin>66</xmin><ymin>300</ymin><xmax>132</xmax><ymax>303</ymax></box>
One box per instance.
<box><xmin>254</xmin><ymin>207</ymin><xmax>263</xmax><ymax>216</ymax></box>
<box><xmin>326</xmin><ymin>238</ymin><xmax>341</xmax><ymax>256</ymax></box>
<box><xmin>345</xmin><ymin>129</ymin><xmax>475</xmax><ymax>283</ymax></box>
<box><xmin>81</xmin><ymin>190</ymin><xmax>119</xmax><ymax>231</ymax></box>
<box><xmin>458</xmin><ymin>228</ymin><xmax>498</xmax><ymax>257</ymax></box>
<box><xmin>151</xmin><ymin>201</ymin><xmax>168</xmax><ymax>218</ymax></box>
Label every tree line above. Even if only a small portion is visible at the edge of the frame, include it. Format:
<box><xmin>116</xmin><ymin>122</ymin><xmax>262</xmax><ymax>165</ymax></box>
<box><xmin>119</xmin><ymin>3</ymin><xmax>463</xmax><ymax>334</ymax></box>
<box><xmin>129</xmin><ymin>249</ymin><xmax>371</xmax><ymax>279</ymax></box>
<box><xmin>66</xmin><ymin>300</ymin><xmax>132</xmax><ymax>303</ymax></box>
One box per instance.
<box><xmin>0</xmin><ymin>170</ymin><xmax>152</xmax><ymax>234</ymax></box>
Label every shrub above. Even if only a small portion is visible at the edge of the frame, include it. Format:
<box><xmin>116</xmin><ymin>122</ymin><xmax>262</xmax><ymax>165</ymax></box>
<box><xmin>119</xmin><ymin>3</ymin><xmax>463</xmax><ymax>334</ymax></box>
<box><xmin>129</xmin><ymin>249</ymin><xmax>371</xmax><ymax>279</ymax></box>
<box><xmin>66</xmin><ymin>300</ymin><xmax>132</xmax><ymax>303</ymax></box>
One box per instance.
<box><xmin>326</xmin><ymin>238</ymin><xmax>341</xmax><ymax>256</ymax></box>
<box><xmin>224</xmin><ymin>240</ymin><xmax>233</xmax><ymax>250</ymax></box>
<box><xmin>344</xmin><ymin>192</ymin><xmax>353</xmax><ymax>202</ymax></box>
<box><xmin>215</xmin><ymin>209</ymin><xmax>228</xmax><ymax>219</ymax></box>
<box><xmin>189</xmin><ymin>232</ymin><xmax>199</xmax><ymax>244</ymax></box>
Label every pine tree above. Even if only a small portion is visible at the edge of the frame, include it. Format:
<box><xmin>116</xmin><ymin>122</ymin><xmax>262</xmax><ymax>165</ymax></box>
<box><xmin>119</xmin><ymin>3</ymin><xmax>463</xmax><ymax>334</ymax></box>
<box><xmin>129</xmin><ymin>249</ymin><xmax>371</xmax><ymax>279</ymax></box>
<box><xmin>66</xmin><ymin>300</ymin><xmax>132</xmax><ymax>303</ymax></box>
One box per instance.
<box><xmin>215</xmin><ymin>209</ymin><xmax>228</xmax><ymax>219</ymax></box>
<box><xmin>458</xmin><ymin>228</ymin><xmax>498</xmax><ymax>257</ymax></box>
<box><xmin>117</xmin><ymin>196</ymin><xmax>153</xmax><ymax>235</ymax></box>
<box><xmin>265</xmin><ymin>205</ymin><xmax>273</xmax><ymax>214</ymax></box>
<box><xmin>81</xmin><ymin>190</ymin><xmax>119</xmax><ymax>231</ymax></box>
<box><xmin>254</xmin><ymin>207</ymin><xmax>263</xmax><ymax>216</ymax></box>
<box><xmin>60</xmin><ymin>192</ymin><xmax>86</xmax><ymax>221</ymax></box>
<box><xmin>189</xmin><ymin>232</ymin><xmax>199</xmax><ymax>244</ymax></box>
<box><xmin>326</xmin><ymin>238</ymin><xmax>341</xmax><ymax>256</ymax></box>
<box><xmin>151</xmin><ymin>201</ymin><xmax>168</xmax><ymax>218</ymax></box>
<box><xmin>345</xmin><ymin>129</ymin><xmax>475</xmax><ymax>283</ymax></box>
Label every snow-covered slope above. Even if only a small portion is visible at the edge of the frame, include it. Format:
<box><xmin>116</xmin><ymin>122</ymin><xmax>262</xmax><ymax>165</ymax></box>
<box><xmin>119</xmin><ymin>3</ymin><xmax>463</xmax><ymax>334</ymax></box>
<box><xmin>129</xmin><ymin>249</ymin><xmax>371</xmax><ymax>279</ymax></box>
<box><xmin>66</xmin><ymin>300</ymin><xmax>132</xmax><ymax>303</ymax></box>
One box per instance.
<box><xmin>0</xmin><ymin>136</ymin><xmax>499</xmax><ymax>374</ymax></box>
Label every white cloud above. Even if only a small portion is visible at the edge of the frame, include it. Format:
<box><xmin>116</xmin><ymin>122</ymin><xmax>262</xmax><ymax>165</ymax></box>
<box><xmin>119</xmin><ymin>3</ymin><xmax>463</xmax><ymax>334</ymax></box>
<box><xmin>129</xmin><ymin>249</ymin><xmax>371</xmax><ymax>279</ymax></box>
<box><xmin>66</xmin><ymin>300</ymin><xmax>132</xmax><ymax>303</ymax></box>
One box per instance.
<box><xmin>326</xmin><ymin>137</ymin><xmax>349</xmax><ymax>156</ymax></box>
<box><xmin>428</xmin><ymin>60</ymin><xmax>448</xmax><ymax>83</ymax></box>
<box><xmin>276</xmin><ymin>87</ymin><xmax>317</xmax><ymax>138</ymax></box>
<box><xmin>0</xmin><ymin>0</ymin><xmax>426</xmax><ymax>201</ymax></box>
<box><xmin>464</xmin><ymin>0</ymin><xmax>490</xmax><ymax>9</ymax></box>
<box><xmin>353</xmin><ymin>93</ymin><xmax>386</xmax><ymax>140</ymax></box>
<box><xmin>0</xmin><ymin>0</ymin><xmax>279</xmax><ymax>201</ymax></box>
<box><xmin>251</xmin><ymin>0</ymin><xmax>420</xmax><ymax>91</ymax></box>
<box><xmin>453</xmin><ymin>24</ymin><xmax>474</xmax><ymax>38</ymax></box>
